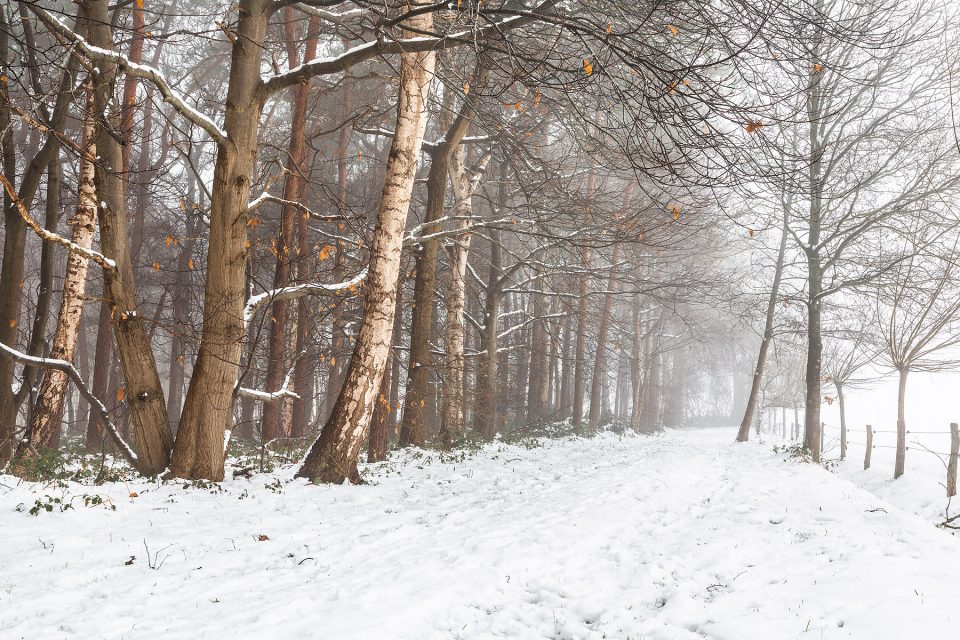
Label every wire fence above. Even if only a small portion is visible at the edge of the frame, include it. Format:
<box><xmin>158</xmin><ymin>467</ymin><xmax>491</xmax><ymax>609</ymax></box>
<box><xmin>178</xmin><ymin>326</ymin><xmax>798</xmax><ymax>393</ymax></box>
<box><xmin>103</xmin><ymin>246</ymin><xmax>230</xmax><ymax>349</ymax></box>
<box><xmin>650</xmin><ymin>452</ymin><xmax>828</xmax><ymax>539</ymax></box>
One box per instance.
<box><xmin>817</xmin><ymin>422</ymin><xmax>959</xmax><ymax>496</ymax></box>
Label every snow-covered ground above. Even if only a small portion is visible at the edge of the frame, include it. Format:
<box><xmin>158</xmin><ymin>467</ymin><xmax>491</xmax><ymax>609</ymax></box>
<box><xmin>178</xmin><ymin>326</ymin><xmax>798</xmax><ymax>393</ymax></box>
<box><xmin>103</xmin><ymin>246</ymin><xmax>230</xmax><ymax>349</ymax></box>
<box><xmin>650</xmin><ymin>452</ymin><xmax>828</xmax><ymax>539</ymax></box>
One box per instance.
<box><xmin>825</xmin><ymin>423</ymin><xmax>960</xmax><ymax>527</ymax></box>
<box><xmin>2</xmin><ymin>427</ymin><xmax>959</xmax><ymax>640</ymax></box>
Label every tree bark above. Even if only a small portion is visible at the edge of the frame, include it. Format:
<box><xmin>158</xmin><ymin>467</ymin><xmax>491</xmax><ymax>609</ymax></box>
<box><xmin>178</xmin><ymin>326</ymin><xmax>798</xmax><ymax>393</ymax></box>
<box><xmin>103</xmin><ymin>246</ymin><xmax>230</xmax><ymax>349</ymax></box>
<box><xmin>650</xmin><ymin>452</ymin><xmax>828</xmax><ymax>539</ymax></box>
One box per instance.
<box><xmin>297</xmin><ymin>5</ymin><xmax>436</xmax><ymax>483</ymax></box>
<box><xmin>399</xmin><ymin>70</ymin><xmax>484</xmax><ymax>447</ymax></box>
<box><xmin>86</xmin><ymin>0</ymin><xmax>173</xmax><ymax>475</ymax></box>
<box><xmin>587</xmin><ymin>243</ymin><xmax>621</xmax><ymax>433</ymax></box>
<box><xmin>368</xmin><ymin>282</ymin><xmax>403</xmax><ymax>462</ymax></box>
<box><xmin>837</xmin><ymin>382</ymin><xmax>847</xmax><ymax>460</ymax></box>
<box><xmin>737</xmin><ymin>203</ymin><xmax>789</xmax><ymax>442</ymax></box>
<box><xmin>15</xmin><ymin>86</ymin><xmax>97</xmax><ymax>456</ymax></box>
<box><xmin>572</xmin><ymin>245</ymin><xmax>591</xmax><ymax>431</ymax></box>
<box><xmin>895</xmin><ymin>367</ymin><xmax>908</xmax><ymax>479</ymax></box>
<box><xmin>169</xmin><ymin>0</ymin><xmax>271</xmax><ymax>480</ymax></box>
<box><xmin>439</xmin><ymin>146</ymin><xmax>480</xmax><ymax>448</ymax></box>
<box><xmin>262</xmin><ymin>12</ymin><xmax>320</xmax><ymax>444</ymax></box>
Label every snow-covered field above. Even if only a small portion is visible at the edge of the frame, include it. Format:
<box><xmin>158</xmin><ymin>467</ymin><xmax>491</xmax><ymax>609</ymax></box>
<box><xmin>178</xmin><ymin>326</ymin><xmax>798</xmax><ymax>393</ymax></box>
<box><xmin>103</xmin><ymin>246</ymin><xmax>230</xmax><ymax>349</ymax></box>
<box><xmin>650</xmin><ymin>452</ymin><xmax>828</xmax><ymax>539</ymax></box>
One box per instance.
<box><xmin>2</xmin><ymin>427</ymin><xmax>959</xmax><ymax>640</ymax></box>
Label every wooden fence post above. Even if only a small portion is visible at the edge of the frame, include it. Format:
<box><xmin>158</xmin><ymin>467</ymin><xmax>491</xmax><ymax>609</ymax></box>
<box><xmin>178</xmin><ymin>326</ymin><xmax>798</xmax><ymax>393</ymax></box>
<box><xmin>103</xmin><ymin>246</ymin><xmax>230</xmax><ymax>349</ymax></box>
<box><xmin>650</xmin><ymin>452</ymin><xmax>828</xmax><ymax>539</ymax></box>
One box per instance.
<box><xmin>947</xmin><ymin>423</ymin><xmax>958</xmax><ymax>498</ymax></box>
<box><xmin>864</xmin><ymin>425</ymin><xmax>872</xmax><ymax>471</ymax></box>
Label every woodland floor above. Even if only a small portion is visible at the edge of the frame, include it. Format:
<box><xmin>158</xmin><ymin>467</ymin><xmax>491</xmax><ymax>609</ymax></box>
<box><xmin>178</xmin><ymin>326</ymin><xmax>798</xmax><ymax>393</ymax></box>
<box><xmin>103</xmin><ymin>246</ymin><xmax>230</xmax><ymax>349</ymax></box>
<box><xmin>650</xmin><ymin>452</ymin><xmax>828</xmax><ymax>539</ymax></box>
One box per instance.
<box><xmin>2</xmin><ymin>427</ymin><xmax>959</xmax><ymax>639</ymax></box>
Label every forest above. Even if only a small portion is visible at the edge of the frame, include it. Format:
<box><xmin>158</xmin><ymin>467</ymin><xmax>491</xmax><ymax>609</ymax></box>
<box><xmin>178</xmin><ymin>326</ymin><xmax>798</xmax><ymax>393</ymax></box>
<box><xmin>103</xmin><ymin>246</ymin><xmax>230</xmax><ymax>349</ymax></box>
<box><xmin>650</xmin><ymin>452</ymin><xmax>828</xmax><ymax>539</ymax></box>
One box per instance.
<box><xmin>3</xmin><ymin>0</ymin><xmax>960</xmax><ymax>638</ymax></box>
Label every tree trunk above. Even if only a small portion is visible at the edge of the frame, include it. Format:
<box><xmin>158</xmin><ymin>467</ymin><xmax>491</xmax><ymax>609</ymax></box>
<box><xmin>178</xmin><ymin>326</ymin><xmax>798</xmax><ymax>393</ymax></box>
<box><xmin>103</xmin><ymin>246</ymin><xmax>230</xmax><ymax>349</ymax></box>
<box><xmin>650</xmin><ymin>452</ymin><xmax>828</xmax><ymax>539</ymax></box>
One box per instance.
<box><xmin>17</xmin><ymin>153</ymin><xmax>62</xmax><ymax>415</ymax></box>
<box><xmin>587</xmin><ymin>243</ymin><xmax>621</xmax><ymax>433</ymax></box>
<box><xmin>15</xmin><ymin>87</ymin><xmax>97</xmax><ymax>456</ymax></box>
<box><xmin>837</xmin><ymin>382</ymin><xmax>847</xmax><ymax>460</ymax></box>
<box><xmin>526</xmin><ymin>275</ymin><xmax>549</xmax><ymax>425</ymax></box>
<box><xmin>262</xmin><ymin>12</ymin><xmax>319</xmax><ymax>444</ymax></box>
<box><xmin>439</xmin><ymin>146</ymin><xmax>479</xmax><ymax>448</ymax></box>
<box><xmin>169</xmin><ymin>0</ymin><xmax>271</xmax><ymax>480</ymax></box>
<box><xmin>737</xmin><ymin>202</ymin><xmax>789</xmax><ymax>442</ymax></box>
<box><xmin>0</xmin><ymin>13</ymin><xmax>80</xmax><ymax>464</ymax></box>
<box><xmin>894</xmin><ymin>367</ymin><xmax>908</xmax><ymax>479</ymax></box>
<box><xmin>399</xmin><ymin>73</ymin><xmax>484</xmax><ymax>447</ymax></box>
<box><xmin>297</xmin><ymin>6</ymin><xmax>435</xmax><ymax>483</ymax></box>
<box><xmin>86</xmin><ymin>299</ymin><xmax>113</xmax><ymax>451</ymax></box>
<box><xmin>473</xmin><ymin>175</ymin><xmax>505</xmax><ymax>441</ymax></box>
<box><xmin>86</xmin><ymin>1</ymin><xmax>173</xmax><ymax>475</ymax></box>
<box><xmin>368</xmin><ymin>282</ymin><xmax>403</xmax><ymax>462</ymax></box>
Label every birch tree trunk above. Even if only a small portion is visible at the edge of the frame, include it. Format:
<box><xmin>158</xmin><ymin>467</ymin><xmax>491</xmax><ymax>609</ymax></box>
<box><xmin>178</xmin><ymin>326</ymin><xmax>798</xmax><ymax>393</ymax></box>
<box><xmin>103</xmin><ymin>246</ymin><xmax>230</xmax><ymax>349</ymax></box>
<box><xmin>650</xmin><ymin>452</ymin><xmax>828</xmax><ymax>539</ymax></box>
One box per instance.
<box><xmin>297</xmin><ymin>6</ymin><xmax>436</xmax><ymax>483</ymax></box>
<box><xmin>439</xmin><ymin>147</ymin><xmax>480</xmax><ymax>448</ymax></box>
<box><xmin>15</xmin><ymin>86</ymin><xmax>97</xmax><ymax>455</ymax></box>
<box><xmin>399</xmin><ymin>68</ymin><xmax>484</xmax><ymax>447</ymax></box>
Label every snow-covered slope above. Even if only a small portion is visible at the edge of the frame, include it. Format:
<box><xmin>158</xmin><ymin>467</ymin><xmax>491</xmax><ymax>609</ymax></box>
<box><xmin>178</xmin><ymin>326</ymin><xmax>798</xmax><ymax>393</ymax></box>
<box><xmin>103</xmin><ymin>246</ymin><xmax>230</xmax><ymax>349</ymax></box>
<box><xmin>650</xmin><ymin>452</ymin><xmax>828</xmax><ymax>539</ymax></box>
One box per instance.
<box><xmin>1</xmin><ymin>428</ymin><xmax>958</xmax><ymax>639</ymax></box>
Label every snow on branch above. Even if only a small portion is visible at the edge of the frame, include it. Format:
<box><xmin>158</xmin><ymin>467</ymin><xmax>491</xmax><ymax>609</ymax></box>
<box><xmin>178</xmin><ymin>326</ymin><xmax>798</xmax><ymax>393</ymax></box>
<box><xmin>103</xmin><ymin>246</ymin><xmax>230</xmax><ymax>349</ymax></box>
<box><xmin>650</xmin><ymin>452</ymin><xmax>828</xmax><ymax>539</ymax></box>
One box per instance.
<box><xmin>28</xmin><ymin>6</ymin><xmax>229</xmax><ymax>146</ymax></box>
<box><xmin>404</xmin><ymin>216</ymin><xmax>515</xmax><ymax>246</ymax></box>
<box><xmin>247</xmin><ymin>191</ymin><xmax>348</xmax><ymax>221</ymax></box>
<box><xmin>0</xmin><ymin>341</ymin><xmax>138</xmax><ymax>468</ymax></box>
<box><xmin>237</xmin><ymin>364</ymin><xmax>299</xmax><ymax>404</ymax></box>
<box><xmin>262</xmin><ymin>2</ymin><xmax>557</xmax><ymax>94</ymax></box>
<box><xmin>0</xmin><ymin>175</ymin><xmax>116</xmax><ymax>271</ymax></box>
<box><xmin>294</xmin><ymin>3</ymin><xmax>366</xmax><ymax>24</ymax></box>
<box><xmin>243</xmin><ymin>270</ymin><xmax>368</xmax><ymax>331</ymax></box>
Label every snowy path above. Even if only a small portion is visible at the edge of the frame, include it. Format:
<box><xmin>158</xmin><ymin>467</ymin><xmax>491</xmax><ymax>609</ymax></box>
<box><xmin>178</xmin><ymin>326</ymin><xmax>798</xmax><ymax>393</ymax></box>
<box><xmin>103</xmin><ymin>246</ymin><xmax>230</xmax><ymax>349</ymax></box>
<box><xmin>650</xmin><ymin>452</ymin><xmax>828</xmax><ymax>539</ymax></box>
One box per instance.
<box><xmin>2</xmin><ymin>428</ymin><xmax>959</xmax><ymax>639</ymax></box>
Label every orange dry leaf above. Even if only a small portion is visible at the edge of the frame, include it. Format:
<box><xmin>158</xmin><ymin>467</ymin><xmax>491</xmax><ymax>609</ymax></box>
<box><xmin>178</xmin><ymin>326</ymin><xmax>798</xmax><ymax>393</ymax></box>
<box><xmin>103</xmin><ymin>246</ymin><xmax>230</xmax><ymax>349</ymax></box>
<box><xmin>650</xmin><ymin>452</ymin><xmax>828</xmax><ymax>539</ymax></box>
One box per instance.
<box><xmin>583</xmin><ymin>59</ymin><xmax>593</xmax><ymax>76</ymax></box>
<box><xmin>188</xmin><ymin>258</ymin><xmax>195</xmax><ymax>270</ymax></box>
<box><xmin>117</xmin><ymin>387</ymin><xmax>125</xmax><ymax>402</ymax></box>
<box><xmin>318</xmin><ymin>244</ymin><xmax>333</xmax><ymax>261</ymax></box>
<box><xmin>152</xmin><ymin>260</ymin><xmax>160</xmax><ymax>272</ymax></box>
<box><xmin>165</xmin><ymin>235</ymin><xmax>174</xmax><ymax>247</ymax></box>
<box><xmin>667</xmin><ymin>24</ymin><xmax>680</xmax><ymax>36</ymax></box>
<box><xmin>745</xmin><ymin>120</ymin><xmax>764</xmax><ymax>134</ymax></box>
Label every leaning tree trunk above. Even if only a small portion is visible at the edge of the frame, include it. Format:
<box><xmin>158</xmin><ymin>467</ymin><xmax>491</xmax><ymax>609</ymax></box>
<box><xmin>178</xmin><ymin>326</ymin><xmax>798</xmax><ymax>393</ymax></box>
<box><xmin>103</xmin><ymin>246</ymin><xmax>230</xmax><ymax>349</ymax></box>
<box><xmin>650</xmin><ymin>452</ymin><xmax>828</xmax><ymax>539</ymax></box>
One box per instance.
<box><xmin>297</xmin><ymin>6</ymin><xmax>436</xmax><ymax>483</ymax></box>
<box><xmin>895</xmin><ymin>366</ymin><xmax>908</xmax><ymax>479</ymax></box>
<box><xmin>15</xmin><ymin>87</ymin><xmax>97</xmax><ymax>457</ymax></box>
<box><xmin>86</xmin><ymin>0</ymin><xmax>173</xmax><ymax>475</ymax></box>
<box><xmin>587</xmin><ymin>243</ymin><xmax>621</xmax><ymax>433</ymax></box>
<box><xmin>737</xmin><ymin>202</ymin><xmax>789</xmax><ymax>442</ymax></box>
<box><xmin>368</xmin><ymin>282</ymin><xmax>403</xmax><ymax>462</ymax></box>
